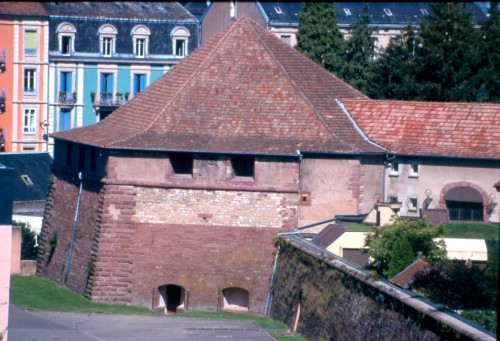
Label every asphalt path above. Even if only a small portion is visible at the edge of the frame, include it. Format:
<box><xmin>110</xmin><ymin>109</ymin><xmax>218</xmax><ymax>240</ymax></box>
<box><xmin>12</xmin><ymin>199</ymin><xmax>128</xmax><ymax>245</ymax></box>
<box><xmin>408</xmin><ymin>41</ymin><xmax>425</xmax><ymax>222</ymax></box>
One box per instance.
<box><xmin>8</xmin><ymin>304</ymin><xmax>277</xmax><ymax>341</ymax></box>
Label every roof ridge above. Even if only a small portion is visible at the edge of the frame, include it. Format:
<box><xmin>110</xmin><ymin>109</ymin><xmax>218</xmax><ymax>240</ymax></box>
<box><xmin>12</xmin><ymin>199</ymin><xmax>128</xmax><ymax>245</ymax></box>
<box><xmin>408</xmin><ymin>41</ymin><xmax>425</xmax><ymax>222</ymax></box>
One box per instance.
<box><xmin>109</xmin><ymin>18</ymin><xmax>245</xmax><ymax>147</ymax></box>
<box><xmin>245</xmin><ymin>19</ymin><xmax>365</xmax><ymax>153</ymax></box>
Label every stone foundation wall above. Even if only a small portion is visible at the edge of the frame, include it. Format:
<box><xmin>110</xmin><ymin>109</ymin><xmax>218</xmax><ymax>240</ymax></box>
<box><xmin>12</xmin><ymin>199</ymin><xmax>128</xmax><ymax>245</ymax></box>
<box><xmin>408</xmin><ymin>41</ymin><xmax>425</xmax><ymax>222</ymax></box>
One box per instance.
<box><xmin>270</xmin><ymin>236</ymin><xmax>495</xmax><ymax>341</ymax></box>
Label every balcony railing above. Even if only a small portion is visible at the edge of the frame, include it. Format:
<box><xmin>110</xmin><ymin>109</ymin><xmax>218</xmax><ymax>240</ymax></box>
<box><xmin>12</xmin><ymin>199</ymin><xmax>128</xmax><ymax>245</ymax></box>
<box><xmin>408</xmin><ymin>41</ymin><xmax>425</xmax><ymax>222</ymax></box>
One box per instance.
<box><xmin>0</xmin><ymin>49</ymin><xmax>5</xmax><ymax>72</ymax></box>
<box><xmin>91</xmin><ymin>92</ymin><xmax>129</xmax><ymax>107</ymax></box>
<box><xmin>58</xmin><ymin>91</ymin><xmax>77</xmax><ymax>108</ymax></box>
<box><xmin>24</xmin><ymin>48</ymin><xmax>37</xmax><ymax>56</ymax></box>
<box><xmin>0</xmin><ymin>89</ymin><xmax>5</xmax><ymax>113</ymax></box>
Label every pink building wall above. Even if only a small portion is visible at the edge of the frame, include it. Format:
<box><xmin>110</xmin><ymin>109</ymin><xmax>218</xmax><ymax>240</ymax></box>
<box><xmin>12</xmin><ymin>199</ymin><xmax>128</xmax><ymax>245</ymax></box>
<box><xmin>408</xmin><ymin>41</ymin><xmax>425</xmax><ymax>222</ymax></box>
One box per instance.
<box><xmin>0</xmin><ymin>225</ymin><xmax>12</xmax><ymax>341</ymax></box>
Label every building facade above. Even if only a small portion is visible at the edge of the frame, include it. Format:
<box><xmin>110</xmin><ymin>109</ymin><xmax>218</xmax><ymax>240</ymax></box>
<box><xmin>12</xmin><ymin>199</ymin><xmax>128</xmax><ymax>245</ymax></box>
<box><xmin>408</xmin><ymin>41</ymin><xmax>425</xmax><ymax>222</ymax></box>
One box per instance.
<box><xmin>42</xmin><ymin>2</ymin><xmax>198</xmax><ymax>155</ymax></box>
<box><xmin>0</xmin><ymin>3</ymin><xmax>50</xmax><ymax>153</ymax></box>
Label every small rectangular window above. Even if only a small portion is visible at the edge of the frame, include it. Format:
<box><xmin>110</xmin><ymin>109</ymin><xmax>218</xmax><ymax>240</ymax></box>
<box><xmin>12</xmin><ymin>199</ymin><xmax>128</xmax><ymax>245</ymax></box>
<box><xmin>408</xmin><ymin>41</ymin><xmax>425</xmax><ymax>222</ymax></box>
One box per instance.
<box><xmin>21</xmin><ymin>174</ymin><xmax>34</xmax><ymax>186</ymax></box>
<box><xmin>343</xmin><ymin>8</ymin><xmax>351</xmax><ymax>16</ymax></box>
<box><xmin>420</xmin><ymin>9</ymin><xmax>429</xmax><ymax>16</ymax></box>
<box><xmin>24</xmin><ymin>69</ymin><xmax>36</xmax><ymax>94</ymax></box>
<box><xmin>23</xmin><ymin>108</ymin><xmax>36</xmax><ymax>134</ymax></box>
<box><xmin>274</xmin><ymin>6</ymin><xmax>282</xmax><ymax>14</ymax></box>
<box><xmin>170</xmin><ymin>152</ymin><xmax>193</xmax><ymax>175</ymax></box>
<box><xmin>389</xmin><ymin>162</ymin><xmax>399</xmax><ymax>176</ymax></box>
<box><xmin>24</xmin><ymin>30</ymin><xmax>37</xmax><ymax>56</ymax></box>
<box><xmin>409</xmin><ymin>164</ymin><xmax>419</xmax><ymax>178</ymax></box>
<box><xmin>383</xmin><ymin>8</ymin><xmax>393</xmax><ymax>16</ymax></box>
<box><xmin>408</xmin><ymin>197</ymin><xmax>418</xmax><ymax>212</ymax></box>
<box><xmin>62</xmin><ymin>36</ymin><xmax>72</xmax><ymax>55</ymax></box>
<box><xmin>175</xmin><ymin>39</ymin><xmax>186</xmax><ymax>57</ymax></box>
<box><xmin>102</xmin><ymin>37</ymin><xmax>113</xmax><ymax>56</ymax></box>
<box><xmin>231</xmin><ymin>155</ymin><xmax>254</xmax><ymax>177</ymax></box>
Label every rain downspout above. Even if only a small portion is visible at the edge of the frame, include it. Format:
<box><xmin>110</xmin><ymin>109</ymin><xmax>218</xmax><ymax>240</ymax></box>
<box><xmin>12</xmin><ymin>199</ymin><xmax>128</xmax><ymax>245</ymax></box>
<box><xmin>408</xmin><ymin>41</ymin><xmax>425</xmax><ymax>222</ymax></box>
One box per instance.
<box><xmin>264</xmin><ymin>231</ymin><xmax>302</xmax><ymax>315</ymax></box>
<box><xmin>64</xmin><ymin>171</ymin><xmax>83</xmax><ymax>284</ymax></box>
<box><xmin>383</xmin><ymin>154</ymin><xmax>395</xmax><ymax>202</ymax></box>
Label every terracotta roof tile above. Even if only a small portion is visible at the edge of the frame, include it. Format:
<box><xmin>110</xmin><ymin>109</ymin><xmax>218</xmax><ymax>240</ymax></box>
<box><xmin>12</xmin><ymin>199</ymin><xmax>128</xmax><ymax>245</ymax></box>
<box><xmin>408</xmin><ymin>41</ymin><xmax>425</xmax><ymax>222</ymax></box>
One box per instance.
<box><xmin>52</xmin><ymin>17</ymin><xmax>383</xmax><ymax>156</ymax></box>
<box><xmin>343</xmin><ymin>100</ymin><xmax>500</xmax><ymax>159</ymax></box>
<box><xmin>390</xmin><ymin>259</ymin><xmax>431</xmax><ymax>289</ymax></box>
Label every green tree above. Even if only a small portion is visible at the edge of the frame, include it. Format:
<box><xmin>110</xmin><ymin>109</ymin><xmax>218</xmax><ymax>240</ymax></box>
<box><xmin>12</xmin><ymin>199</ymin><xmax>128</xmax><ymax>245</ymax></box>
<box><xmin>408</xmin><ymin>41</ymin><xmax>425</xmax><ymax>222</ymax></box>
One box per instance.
<box><xmin>472</xmin><ymin>2</ymin><xmax>500</xmax><ymax>102</ymax></box>
<box><xmin>387</xmin><ymin>237</ymin><xmax>415</xmax><ymax>279</ymax></box>
<box><xmin>340</xmin><ymin>3</ymin><xmax>376</xmax><ymax>94</ymax></box>
<box><xmin>363</xmin><ymin>218</ymin><xmax>447</xmax><ymax>278</ymax></box>
<box><xmin>295</xmin><ymin>2</ymin><xmax>346</xmax><ymax>74</ymax></box>
<box><xmin>413</xmin><ymin>2</ymin><xmax>479</xmax><ymax>101</ymax></box>
<box><xmin>369</xmin><ymin>25</ymin><xmax>420</xmax><ymax>100</ymax></box>
<box><xmin>13</xmin><ymin>220</ymin><xmax>38</xmax><ymax>260</ymax></box>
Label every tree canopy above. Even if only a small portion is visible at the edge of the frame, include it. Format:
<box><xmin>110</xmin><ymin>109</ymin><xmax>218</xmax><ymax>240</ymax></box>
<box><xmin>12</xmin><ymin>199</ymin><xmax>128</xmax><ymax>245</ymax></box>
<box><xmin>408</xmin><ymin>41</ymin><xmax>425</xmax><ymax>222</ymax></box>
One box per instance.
<box><xmin>296</xmin><ymin>2</ymin><xmax>500</xmax><ymax>103</ymax></box>
<box><xmin>363</xmin><ymin>218</ymin><xmax>447</xmax><ymax>279</ymax></box>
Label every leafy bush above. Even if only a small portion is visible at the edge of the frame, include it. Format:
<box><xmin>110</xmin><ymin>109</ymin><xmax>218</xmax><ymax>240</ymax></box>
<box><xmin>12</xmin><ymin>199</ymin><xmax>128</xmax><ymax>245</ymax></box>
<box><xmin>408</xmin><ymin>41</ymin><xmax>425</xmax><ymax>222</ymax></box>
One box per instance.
<box><xmin>13</xmin><ymin>220</ymin><xmax>38</xmax><ymax>260</ymax></box>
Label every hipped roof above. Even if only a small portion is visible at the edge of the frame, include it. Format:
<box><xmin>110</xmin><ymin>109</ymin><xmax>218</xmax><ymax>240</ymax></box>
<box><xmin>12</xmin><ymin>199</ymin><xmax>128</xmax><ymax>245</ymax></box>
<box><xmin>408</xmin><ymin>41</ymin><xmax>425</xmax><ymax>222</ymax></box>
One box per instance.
<box><xmin>51</xmin><ymin>17</ymin><xmax>383</xmax><ymax>156</ymax></box>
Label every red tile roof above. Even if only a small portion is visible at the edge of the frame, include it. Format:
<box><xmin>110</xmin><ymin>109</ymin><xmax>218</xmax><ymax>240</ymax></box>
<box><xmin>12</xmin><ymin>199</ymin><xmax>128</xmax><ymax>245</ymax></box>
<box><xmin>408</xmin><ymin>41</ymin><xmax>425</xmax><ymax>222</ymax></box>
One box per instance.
<box><xmin>51</xmin><ymin>17</ymin><xmax>383</xmax><ymax>156</ymax></box>
<box><xmin>0</xmin><ymin>2</ymin><xmax>48</xmax><ymax>16</ymax></box>
<box><xmin>342</xmin><ymin>99</ymin><xmax>500</xmax><ymax>159</ymax></box>
<box><xmin>390</xmin><ymin>259</ymin><xmax>431</xmax><ymax>289</ymax></box>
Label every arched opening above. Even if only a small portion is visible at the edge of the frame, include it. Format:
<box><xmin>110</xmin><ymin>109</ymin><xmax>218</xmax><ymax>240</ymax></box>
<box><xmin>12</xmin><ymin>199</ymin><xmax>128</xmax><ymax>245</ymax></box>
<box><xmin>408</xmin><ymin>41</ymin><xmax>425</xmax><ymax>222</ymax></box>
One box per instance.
<box><xmin>221</xmin><ymin>287</ymin><xmax>249</xmax><ymax>312</ymax></box>
<box><xmin>444</xmin><ymin>186</ymin><xmax>484</xmax><ymax>221</ymax></box>
<box><xmin>157</xmin><ymin>284</ymin><xmax>185</xmax><ymax>314</ymax></box>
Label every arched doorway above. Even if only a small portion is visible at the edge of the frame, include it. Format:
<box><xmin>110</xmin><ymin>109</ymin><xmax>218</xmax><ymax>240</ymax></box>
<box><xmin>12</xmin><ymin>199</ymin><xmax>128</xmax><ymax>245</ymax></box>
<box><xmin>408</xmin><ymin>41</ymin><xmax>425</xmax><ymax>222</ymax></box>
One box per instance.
<box><xmin>157</xmin><ymin>284</ymin><xmax>185</xmax><ymax>314</ymax></box>
<box><xmin>444</xmin><ymin>186</ymin><xmax>484</xmax><ymax>221</ymax></box>
<box><xmin>221</xmin><ymin>287</ymin><xmax>249</xmax><ymax>312</ymax></box>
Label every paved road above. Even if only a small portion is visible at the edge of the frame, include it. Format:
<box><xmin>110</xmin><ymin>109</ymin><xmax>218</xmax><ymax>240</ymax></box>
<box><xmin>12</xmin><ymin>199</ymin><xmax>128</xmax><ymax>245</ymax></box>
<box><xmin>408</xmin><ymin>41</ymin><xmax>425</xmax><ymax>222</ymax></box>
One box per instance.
<box><xmin>8</xmin><ymin>304</ymin><xmax>277</xmax><ymax>341</ymax></box>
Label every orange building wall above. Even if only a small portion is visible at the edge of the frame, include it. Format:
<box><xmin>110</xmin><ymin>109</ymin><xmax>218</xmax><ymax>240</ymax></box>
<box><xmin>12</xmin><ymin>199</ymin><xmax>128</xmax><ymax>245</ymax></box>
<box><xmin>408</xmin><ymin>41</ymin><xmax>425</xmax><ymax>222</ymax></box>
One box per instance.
<box><xmin>0</xmin><ymin>19</ymin><xmax>15</xmax><ymax>152</ymax></box>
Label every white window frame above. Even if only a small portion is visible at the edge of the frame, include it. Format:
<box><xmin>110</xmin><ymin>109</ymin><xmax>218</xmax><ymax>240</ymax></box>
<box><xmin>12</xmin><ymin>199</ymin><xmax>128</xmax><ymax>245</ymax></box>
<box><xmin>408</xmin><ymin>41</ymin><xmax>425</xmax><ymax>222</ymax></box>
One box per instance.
<box><xmin>407</xmin><ymin>197</ymin><xmax>418</xmax><ymax>212</ymax></box>
<box><xmin>343</xmin><ymin>8</ymin><xmax>352</xmax><ymax>16</ymax></box>
<box><xmin>57</xmin><ymin>22</ymin><xmax>76</xmax><ymax>55</ymax></box>
<box><xmin>171</xmin><ymin>27</ymin><xmax>190</xmax><ymax>58</ymax></box>
<box><xmin>383</xmin><ymin>8</ymin><xmax>393</xmax><ymax>16</ymax></box>
<box><xmin>132</xmin><ymin>25</ymin><xmax>150</xmax><ymax>58</ymax></box>
<box><xmin>409</xmin><ymin>164</ymin><xmax>419</xmax><ymax>178</ymax></box>
<box><xmin>23</xmin><ymin>108</ymin><xmax>36</xmax><ymax>134</ymax></box>
<box><xmin>24</xmin><ymin>68</ymin><xmax>37</xmax><ymax>95</ymax></box>
<box><xmin>389</xmin><ymin>162</ymin><xmax>399</xmax><ymax>177</ymax></box>
<box><xmin>98</xmin><ymin>24</ymin><xmax>117</xmax><ymax>57</ymax></box>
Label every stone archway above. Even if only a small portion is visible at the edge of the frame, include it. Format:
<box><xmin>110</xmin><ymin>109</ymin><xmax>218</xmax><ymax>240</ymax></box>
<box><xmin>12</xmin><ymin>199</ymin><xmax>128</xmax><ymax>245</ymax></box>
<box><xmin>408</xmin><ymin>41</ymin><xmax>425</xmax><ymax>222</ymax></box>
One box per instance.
<box><xmin>156</xmin><ymin>284</ymin><xmax>186</xmax><ymax>314</ymax></box>
<box><xmin>439</xmin><ymin>182</ymin><xmax>489</xmax><ymax>222</ymax></box>
<box><xmin>221</xmin><ymin>287</ymin><xmax>249</xmax><ymax>312</ymax></box>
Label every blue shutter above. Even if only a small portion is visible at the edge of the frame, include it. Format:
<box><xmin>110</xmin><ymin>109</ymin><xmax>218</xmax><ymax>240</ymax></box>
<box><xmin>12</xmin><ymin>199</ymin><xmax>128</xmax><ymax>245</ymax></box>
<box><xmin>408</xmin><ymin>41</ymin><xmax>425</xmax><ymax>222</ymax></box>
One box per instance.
<box><xmin>59</xmin><ymin>110</ymin><xmax>71</xmax><ymax>131</ymax></box>
<box><xmin>107</xmin><ymin>73</ymin><xmax>114</xmax><ymax>94</ymax></box>
<box><xmin>100</xmin><ymin>73</ymin><xmax>106</xmax><ymax>93</ymax></box>
<box><xmin>66</xmin><ymin>72</ymin><xmax>72</xmax><ymax>93</ymax></box>
<box><xmin>140</xmin><ymin>74</ymin><xmax>146</xmax><ymax>92</ymax></box>
<box><xmin>133</xmin><ymin>74</ymin><xmax>139</xmax><ymax>94</ymax></box>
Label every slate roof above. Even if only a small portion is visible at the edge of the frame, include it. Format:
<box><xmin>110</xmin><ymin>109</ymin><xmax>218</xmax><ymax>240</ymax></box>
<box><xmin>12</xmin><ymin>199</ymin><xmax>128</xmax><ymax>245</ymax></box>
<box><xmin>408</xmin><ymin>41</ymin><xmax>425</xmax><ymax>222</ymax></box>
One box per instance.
<box><xmin>311</xmin><ymin>224</ymin><xmax>346</xmax><ymax>248</ymax></box>
<box><xmin>256</xmin><ymin>2</ymin><xmax>487</xmax><ymax>27</ymax></box>
<box><xmin>0</xmin><ymin>2</ymin><xmax>48</xmax><ymax>17</ymax></box>
<box><xmin>0</xmin><ymin>153</ymin><xmax>52</xmax><ymax>203</ymax></box>
<box><xmin>342</xmin><ymin>100</ymin><xmax>500</xmax><ymax>159</ymax></box>
<box><xmin>390</xmin><ymin>259</ymin><xmax>431</xmax><ymax>289</ymax></box>
<box><xmin>51</xmin><ymin>17</ymin><xmax>383</xmax><ymax>156</ymax></box>
<box><xmin>40</xmin><ymin>2</ymin><xmax>196</xmax><ymax>21</ymax></box>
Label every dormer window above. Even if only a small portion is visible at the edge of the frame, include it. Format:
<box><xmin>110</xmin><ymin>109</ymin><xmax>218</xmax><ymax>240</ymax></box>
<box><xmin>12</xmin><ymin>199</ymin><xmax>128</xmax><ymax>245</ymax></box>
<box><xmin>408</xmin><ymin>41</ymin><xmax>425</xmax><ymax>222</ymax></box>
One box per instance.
<box><xmin>343</xmin><ymin>8</ymin><xmax>351</xmax><ymax>16</ymax></box>
<box><xmin>132</xmin><ymin>25</ymin><xmax>150</xmax><ymax>58</ymax></box>
<box><xmin>57</xmin><ymin>22</ymin><xmax>76</xmax><ymax>55</ymax></box>
<box><xmin>21</xmin><ymin>174</ymin><xmax>34</xmax><ymax>186</ymax></box>
<box><xmin>98</xmin><ymin>24</ymin><xmax>117</xmax><ymax>57</ymax></box>
<box><xmin>171</xmin><ymin>27</ymin><xmax>190</xmax><ymax>58</ymax></box>
<box><xmin>230</xmin><ymin>0</ymin><xmax>236</xmax><ymax>19</ymax></box>
<box><xmin>383</xmin><ymin>8</ymin><xmax>393</xmax><ymax>16</ymax></box>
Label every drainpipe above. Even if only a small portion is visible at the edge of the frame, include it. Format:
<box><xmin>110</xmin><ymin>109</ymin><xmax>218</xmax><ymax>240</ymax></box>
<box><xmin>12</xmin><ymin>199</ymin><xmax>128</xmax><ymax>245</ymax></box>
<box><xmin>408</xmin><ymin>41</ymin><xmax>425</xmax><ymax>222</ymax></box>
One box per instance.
<box><xmin>383</xmin><ymin>154</ymin><xmax>395</xmax><ymax>202</ymax></box>
<box><xmin>64</xmin><ymin>171</ymin><xmax>83</xmax><ymax>284</ymax></box>
<box><xmin>296</xmin><ymin>150</ymin><xmax>302</xmax><ymax>229</ymax></box>
<box><xmin>264</xmin><ymin>231</ymin><xmax>302</xmax><ymax>315</ymax></box>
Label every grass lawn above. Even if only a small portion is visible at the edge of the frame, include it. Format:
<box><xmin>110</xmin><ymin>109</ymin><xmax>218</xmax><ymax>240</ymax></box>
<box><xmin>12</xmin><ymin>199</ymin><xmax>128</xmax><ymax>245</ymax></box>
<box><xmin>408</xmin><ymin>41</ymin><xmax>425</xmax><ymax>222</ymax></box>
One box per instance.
<box><xmin>10</xmin><ymin>275</ymin><xmax>298</xmax><ymax>334</ymax></box>
<box><xmin>442</xmin><ymin>222</ymin><xmax>499</xmax><ymax>240</ymax></box>
<box><xmin>346</xmin><ymin>222</ymin><xmax>499</xmax><ymax>240</ymax></box>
